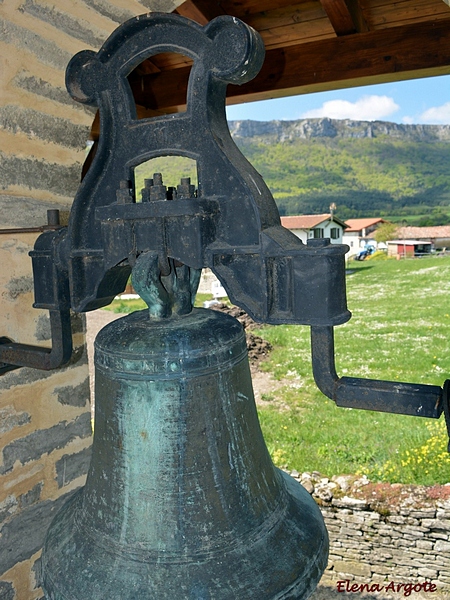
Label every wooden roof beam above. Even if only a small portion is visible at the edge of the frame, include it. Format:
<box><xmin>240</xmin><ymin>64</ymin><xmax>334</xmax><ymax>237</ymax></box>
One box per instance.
<box><xmin>319</xmin><ymin>0</ymin><xmax>357</xmax><ymax>35</ymax></box>
<box><xmin>129</xmin><ymin>19</ymin><xmax>450</xmax><ymax>112</ymax></box>
<box><xmin>344</xmin><ymin>0</ymin><xmax>369</xmax><ymax>33</ymax></box>
<box><xmin>319</xmin><ymin>0</ymin><xmax>368</xmax><ymax>35</ymax></box>
<box><xmin>174</xmin><ymin>0</ymin><xmax>225</xmax><ymax>25</ymax></box>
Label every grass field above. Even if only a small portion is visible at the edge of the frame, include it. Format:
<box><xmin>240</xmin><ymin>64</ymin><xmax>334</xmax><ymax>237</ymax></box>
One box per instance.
<box><xmin>107</xmin><ymin>256</ymin><xmax>450</xmax><ymax>485</ymax></box>
<box><xmin>255</xmin><ymin>255</ymin><xmax>450</xmax><ymax>484</ymax></box>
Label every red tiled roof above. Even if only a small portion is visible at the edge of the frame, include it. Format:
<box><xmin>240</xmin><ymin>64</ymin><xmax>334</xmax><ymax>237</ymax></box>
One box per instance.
<box><xmin>281</xmin><ymin>214</ymin><xmax>332</xmax><ymax>229</ymax></box>
<box><xmin>344</xmin><ymin>218</ymin><xmax>386</xmax><ymax>232</ymax></box>
<box><xmin>397</xmin><ymin>225</ymin><xmax>450</xmax><ymax>239</ymax></box>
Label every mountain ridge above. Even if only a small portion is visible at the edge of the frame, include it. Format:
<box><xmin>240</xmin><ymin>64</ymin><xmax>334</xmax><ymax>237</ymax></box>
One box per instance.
<box><xmin>228</xmin><ymin>118</ymin><xmax>450</xmax><ymax>143</ymax></box>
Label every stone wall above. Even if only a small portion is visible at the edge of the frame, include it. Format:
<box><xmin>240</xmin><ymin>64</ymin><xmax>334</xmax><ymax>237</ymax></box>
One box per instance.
<box><xmin>0</xmin><ymin>1</ymin><xmax>183</xmax><ymax>598</ymax></box>
<box><xmin>292</xmin><ymin>471</ymin><xmax>450</xmax><ymax>595</ymax></box>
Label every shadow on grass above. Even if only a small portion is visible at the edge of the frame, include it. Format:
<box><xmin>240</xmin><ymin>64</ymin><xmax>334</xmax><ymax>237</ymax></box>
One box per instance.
<box><xmin>346</xmin><ymin>265</ymin><xmax>374</xmax><ymax>276</ymax></box>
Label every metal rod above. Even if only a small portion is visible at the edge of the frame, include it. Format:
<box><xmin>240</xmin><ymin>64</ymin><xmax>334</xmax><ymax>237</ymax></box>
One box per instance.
<box><xmin>0</xmin><ymin>225</ymin><xmax>63</xmax><ymax>235</ymax></box>
<box><xmin>0</xmin><ymin>209</ymin><xmax>62</xmax><ymax>234</ymax></box>
<box><xmin>310</xmin><ymin>325</ymin><xmax>443</xmax><ymax>419</ymax></box>
<box><xmin>0</xmin><ymin>310</ymin><xmax>73</xmax><ymax>373</ymax></box>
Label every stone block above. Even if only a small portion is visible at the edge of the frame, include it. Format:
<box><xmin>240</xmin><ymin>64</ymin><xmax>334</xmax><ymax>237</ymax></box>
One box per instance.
<box><xmin>0</xmin><ymin>106</ymin><xmax>90</xmax><ymax>150</ymax></box>
<box><xmin>430</xmin><ymin>532</ymin><xmax>449</xmax><ymax>540</ymax></box>
<box><xmin>332</xmin><ymin>496</ymin><xmax>368</xmax><ymax>509</ymax></box>
<box><xmin>333</xmin><ymin>560</ymin><xmax>372</xmax><ymax>578</ymax></box>
<box><xmin>0</xmin><ymin>412</ymin><xmax>91</xmax><ymax>474</ymax></box>
<box><xmin>82</xmin><ymin>0</ymin><xmax>135</xmax><ymax>24</ymax></box>
<box><xmin>18</xmin><ymin>482</ymin><xmax>43</xmax><ymax>508</ymax></box>
<box><xmin>0</xmin><ymin>496</ymin><xmax>18</xmax><ymax>525</ymax></box>
<box><xmin>422</xmin><ymin>519</ymin><xmax>450</xmax><ymax>531</ymax></box>
<box><xmin>0</xmin><ymin>152</ymin><xmax>81</xmax><ymax>198</ymax></box>
<box><xmin>387</xmin><ymin>515</ymin><xmax>406</xmax><ymax>524</ymax></box>
<box><xmin>0</xmin><ymin>581</ymin><xmax>15</xmax><ymax>600</ymax></box>
<box><xmin>415</xmin><ymin>540</ymin><xmax>434</xmax><ymax>551</ymax></box>
<box><xmin>338</xmin><ymin>514</ymin><xmax>365</xmax><ymax>525</ymax></box>
<box><xmin>19</xmin><ymin>0</ymin><xmax>108</xmax><ymax>48</ymax></box>
<box><xmin>434</xmin><ymin>540</ymin><xmax>450</xmax><ymax>552</ymax></box>
<box><xmin>339</xmin><ymin>527</ymin><xmax>363</xmax><ymax>537</ymax></box>
<box><xmin>0</xmin><ymin>17</ymin><xmax>71</xmax><ymax>69</ymax></box>
<box><xmin>0</xmin><ymin>406</ymin><xmax>31</xmax><ymax>436</ymax></box>
<box><xmin>54</xmin><ymin>377</ymin><xmax>90</xmax><ymax>407</ymax></box>
<box><xmin>409</xmin><ymin>510</ymin><xmax>436</xmax><ymax>518</ymax></box>
<box><xmin>55</xmin><ymin>446</ymin><xmax>92</xmax><ymax>488</ymax></box>
<box><xmin>418</xmin><ymin>567</ymin><xmax>438</xmax><ymax>578</ymax></box>
<box><xmin>0</xmin><ymin>490</ymin><xmax>75</xmax><ymax>575</ymax></box>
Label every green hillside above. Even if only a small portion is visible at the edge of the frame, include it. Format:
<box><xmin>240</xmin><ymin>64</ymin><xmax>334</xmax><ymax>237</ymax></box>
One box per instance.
<box><xmin>133</xmin><ymin>118</ymin><xmax>450</xmax><ymax>225</ymax></box>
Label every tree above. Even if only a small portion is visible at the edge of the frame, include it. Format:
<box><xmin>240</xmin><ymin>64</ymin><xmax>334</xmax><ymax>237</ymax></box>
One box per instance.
<box><xmin>374</xmin><ymin>222</ymin><xmax>398</xmax><ymax>243</ymax></box>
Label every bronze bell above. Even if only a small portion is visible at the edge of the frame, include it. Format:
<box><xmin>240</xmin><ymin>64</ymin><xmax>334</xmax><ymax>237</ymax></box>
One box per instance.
<box><xmin>42</xmin><ymin>295</ymin><xmax>328</xmax><ymax>598</ymax></box>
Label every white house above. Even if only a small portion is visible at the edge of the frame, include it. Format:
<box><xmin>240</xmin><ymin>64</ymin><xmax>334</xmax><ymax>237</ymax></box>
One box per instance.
<box><xmin>343</xmin><ymin>218</ymin><xmax>387</xmax><ymax>256</ymax></box>
<box><xmin>280</xmin><ymin>213</ymin><xmax>348</xmax><ymax>244</ymax></box>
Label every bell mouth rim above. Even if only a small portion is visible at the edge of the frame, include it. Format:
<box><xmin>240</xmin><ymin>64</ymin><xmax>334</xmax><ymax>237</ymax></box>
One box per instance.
<box><xmin>42</xmin><ymin>471</ymin><xmax>328</xmax><ymax>600</ymax></box>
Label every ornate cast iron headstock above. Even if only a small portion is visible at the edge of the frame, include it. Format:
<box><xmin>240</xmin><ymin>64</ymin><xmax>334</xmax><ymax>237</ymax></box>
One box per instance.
<box><xmin>1</xmin><ymin>12</ymin><xmax>448</xmax><ymax>441</ymax></box>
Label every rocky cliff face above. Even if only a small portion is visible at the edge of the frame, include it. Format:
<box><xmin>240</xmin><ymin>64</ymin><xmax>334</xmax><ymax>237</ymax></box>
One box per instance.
<box><xmin>228</xmin><ymin>117</ymin><xmax>450</xmax><ymax>143</ymax></box>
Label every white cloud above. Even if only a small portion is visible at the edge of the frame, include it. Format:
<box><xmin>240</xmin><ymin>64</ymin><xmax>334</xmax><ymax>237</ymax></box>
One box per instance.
<box><xmin>419</xmin><ymin>102</ymin><xmax>450</xmax><ymax>124</ymax></box>
<box><xmin>301</xmin><ymin>95</ymin><xmax>399</xmax><ymax>121</ymax></box>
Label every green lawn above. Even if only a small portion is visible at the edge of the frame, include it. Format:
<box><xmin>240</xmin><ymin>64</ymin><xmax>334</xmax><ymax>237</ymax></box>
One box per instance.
<box><xmin>255</xmin><ymin>255</ymin><xmax>450</xmax><ymax>484</ymax></box>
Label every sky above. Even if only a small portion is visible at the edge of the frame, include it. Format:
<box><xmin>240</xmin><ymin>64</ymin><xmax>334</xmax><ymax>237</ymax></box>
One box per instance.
<box><xmin>225</xmin><ymin>74</ymin><xmax>450</xmax><ymax>125</ymax></box>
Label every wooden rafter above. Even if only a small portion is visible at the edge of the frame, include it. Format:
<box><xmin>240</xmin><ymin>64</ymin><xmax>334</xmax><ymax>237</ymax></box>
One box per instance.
<box><xmin>343</xmin><ymin>0</ymin><xmax>369</xmax><ymax>32</ymax></box>
<box><xmin>174</xmin><ymin>0</ymin><xmax>225</xmax><ymax>25</ymax></box>
<box><xmin>129</xmin><ymin>19</ymin><xmax>450</xmax><ymax>112</ymax></box>
<box><xmin>319</xmin><ymin>0</ymin><xmax>357</xmax><ymax>35</ymax></box>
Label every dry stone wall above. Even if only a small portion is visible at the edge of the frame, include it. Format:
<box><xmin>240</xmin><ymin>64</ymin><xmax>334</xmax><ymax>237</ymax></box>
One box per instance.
<box><xmin>0</xmin><ymin>1</ymin><xmax>183</xmax><ymax>598</ymax></box>
<box><xmin>291</xmin><ymin>471</ymin><xmax>450</xmax><ymax>595</ymax></box>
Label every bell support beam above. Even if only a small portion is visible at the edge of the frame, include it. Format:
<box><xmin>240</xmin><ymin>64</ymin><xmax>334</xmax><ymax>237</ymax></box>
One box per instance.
<box><xmin>130</xmin><ymin>19</ymin><xmax>450</xmax><ymax>111</ymax></box>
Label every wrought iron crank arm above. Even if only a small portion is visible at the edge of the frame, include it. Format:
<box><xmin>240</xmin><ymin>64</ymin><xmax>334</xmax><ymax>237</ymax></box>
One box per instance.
<box><xmin>0</xmin><ymin>309</ymin><xmax>72</xmax><ymax>374</ymax></box>
<box><xmin>310</xmin><ymin>325</ymin><xmax>443</xmax><ymax>419</ymax></box>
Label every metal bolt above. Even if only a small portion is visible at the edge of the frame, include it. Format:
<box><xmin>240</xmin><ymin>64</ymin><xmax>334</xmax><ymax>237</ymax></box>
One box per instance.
<box><xmin>149</xmin><ymin>172</ymin><xmax>167</xmax><ymax>201</ymax></box>
<box><xmin>47</xmin><ymin>209</ymin><xmax>60</xmax><ymax>226</ymax></box>
<box><xmin>177</xmin><ymin>177</ymin><xmax>196</xmax><ymax>199</ymax></box>
<box><xmin>116</xmin><ymin>180</ymin><xmax>134</xmax><ymax>204</ymax></box>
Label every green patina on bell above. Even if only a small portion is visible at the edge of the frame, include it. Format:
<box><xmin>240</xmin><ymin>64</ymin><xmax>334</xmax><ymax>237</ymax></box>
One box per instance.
<box><xmin>41</xmin><ymin>255</ymin><xmax>328</xmax><ymax>599</ymax></box>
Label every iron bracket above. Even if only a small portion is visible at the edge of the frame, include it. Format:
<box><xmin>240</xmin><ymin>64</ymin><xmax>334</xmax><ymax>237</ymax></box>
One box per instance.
<box><xmin>311</xmin><ymin>325</ymin><xmax>443</xmax><ymax>419</ymax></box>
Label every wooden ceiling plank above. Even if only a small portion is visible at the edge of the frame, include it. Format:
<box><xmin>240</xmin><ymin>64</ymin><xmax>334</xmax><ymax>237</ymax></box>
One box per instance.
<box><xmin>362</xmin><ymin>0</ymin><xmax>448</xmax><ymax>9</ymax></box>
<box><xmin>174</xmin><ymin>0</ymin><xmax>225</xmax><ymax>25</ymax></box>
<box><xmin>130</xmin><ymin>19</ymin><xmax>450</xmax><ymax>112</ymax></box>
<box><xmin>147</xmin><ymin>53</ymin><xmax>194</xmax><ymax>70</ymax></box>
<box><xmin>319</xmin><ymin>0</ymin><xmax>356</xmax><ymax>34</ymax></box>
<box><xmin>233</xmin><ymin>18</ymin><xmax>450</xmax><ymax>99</ymax></box>
<box><xmin>243</xmin><ymin>2</ymin><xmax>327</xmax><ymax>31</ymax></box>
<box><xmin>370</xmin><ymin>1</ymin><xmax>450</xmax><ymax>28</ymax></box>
<box><xmin>219</xmin><ymin>0</ymin><xmax>303</xmax><ymax>16</ymax></box>
<box><xmin>258</xmin><ymin>21</ymin><xmax>335</xmax><ymax>49</ymax></box>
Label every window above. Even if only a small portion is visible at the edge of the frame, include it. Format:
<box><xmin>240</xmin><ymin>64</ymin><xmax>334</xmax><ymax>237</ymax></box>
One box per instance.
<box><xmin>330</xmin><ymin>227</ymin><xmax>340</xmax><ymax>239</ymax></box>
<box><xmin>313</xmin><ymin>228</ymin><xmax>324</xmax><ymax>238</ymax></box>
